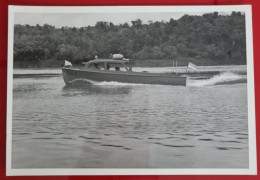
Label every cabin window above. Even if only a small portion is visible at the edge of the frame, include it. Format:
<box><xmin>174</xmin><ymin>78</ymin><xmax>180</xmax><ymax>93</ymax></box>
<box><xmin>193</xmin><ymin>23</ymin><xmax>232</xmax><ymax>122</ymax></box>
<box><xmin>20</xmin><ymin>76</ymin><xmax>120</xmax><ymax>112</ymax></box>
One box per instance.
<box><xmin>88</xmin><ymin>62</ymin><xmax>129</xmax><ymax>72</ymax></box>
<box><xmin>106</xmin><ymin>63</ymin><xmax>128</xmax><ymax>72</ymax></box>
<box><xmin>88</xmin><ymin>63</ymin><xmax>105</xmax><ymax>70</ymax></box>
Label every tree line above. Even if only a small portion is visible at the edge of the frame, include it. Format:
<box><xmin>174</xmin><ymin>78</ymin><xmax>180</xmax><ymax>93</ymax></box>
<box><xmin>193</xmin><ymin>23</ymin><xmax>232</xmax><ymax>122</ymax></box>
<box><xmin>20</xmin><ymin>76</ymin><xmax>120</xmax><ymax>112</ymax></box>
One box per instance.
<box><xmin>13</xmin><ymin>11</ymin><xmax>246</xmax><ymax>67</ymax></box>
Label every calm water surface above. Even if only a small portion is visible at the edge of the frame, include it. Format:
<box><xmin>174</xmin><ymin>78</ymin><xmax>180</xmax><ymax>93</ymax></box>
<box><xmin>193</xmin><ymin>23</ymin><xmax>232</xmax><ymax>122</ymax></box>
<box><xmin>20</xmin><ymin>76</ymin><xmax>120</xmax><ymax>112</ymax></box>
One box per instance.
<box><xmin>12</xmin><ymin>66</ymin><xmax>248</xmax><ymax>168</ymax></box>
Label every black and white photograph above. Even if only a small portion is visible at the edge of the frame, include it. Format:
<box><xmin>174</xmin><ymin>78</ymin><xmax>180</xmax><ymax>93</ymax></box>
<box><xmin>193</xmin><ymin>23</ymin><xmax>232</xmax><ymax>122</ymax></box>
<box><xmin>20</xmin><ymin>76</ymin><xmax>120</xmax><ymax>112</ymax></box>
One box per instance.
<box><xmin>6</xmin><ymin>5</ymin><xmax>256</xmax><ymax>175</ymax></box>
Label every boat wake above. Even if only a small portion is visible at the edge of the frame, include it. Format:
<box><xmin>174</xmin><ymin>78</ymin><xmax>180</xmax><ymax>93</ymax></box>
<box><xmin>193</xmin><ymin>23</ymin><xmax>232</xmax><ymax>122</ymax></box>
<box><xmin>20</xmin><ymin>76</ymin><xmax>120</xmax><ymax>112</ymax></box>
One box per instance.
<box><xmin>69</xmin><ymin>79</ymin><xmax>152</xmax><ymax>87</ymax></box>
<box><xmin>68</xmin><ymin>78</ymin><xmax>98</xmax><ymax>85</ymax></box>
<box><xmin>186</xmin><ymin>72</ymin><xmax>247</xmax><ymax>87</ymax></box>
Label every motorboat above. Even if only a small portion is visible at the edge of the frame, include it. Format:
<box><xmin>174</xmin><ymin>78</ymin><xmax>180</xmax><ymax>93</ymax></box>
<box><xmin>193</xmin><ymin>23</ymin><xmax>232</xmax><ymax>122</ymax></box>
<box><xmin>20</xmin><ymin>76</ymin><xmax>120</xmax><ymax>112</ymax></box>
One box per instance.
<box><xmin>62</xmin><ymin>58</ymin><xmax>186</xmax><ymax>86</ymax></box>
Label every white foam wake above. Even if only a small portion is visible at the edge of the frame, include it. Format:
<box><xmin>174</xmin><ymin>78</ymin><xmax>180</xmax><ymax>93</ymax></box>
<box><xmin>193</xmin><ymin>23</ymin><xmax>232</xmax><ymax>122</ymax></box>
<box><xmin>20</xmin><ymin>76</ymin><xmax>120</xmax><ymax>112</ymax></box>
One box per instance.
<box><xmin>69</xmin><ymin>78</ymin><xmax>98</xmax><ymax>84</ymax></box>
<box><xmin>69</xmin><ymin>79</ymin><xmax>147</xmax><ymax>86</ymax></box>
<box><xmin>187</xmin><ymin>72</ymin><xmax>246</xmax><ymax>87</ymax></box>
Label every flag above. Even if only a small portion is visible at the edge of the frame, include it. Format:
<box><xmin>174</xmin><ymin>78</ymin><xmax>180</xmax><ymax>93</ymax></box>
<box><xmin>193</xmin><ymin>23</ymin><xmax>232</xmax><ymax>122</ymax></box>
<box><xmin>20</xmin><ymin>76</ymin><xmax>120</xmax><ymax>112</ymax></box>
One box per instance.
<box><xmin>64</xmin><ymin>60</ymin><xmax>72</xmax><ymax>67</ymax></box>
<box><xmin>186</xmin><ymin>62</ymin><xmax>197</xmax><ymax>73</ymax></box>
<box><xmin>188</xmin><ymin>62</ymin><xmax>196</xmax><ymax>70</ymax></box>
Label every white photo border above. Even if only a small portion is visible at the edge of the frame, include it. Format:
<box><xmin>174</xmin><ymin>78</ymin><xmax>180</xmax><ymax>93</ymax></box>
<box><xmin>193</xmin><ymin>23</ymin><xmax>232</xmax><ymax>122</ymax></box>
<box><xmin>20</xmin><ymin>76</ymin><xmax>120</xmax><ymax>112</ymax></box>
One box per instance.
<box><xmin>6</xmin><ymin>5</ymin><xmax>257</xmax><ymax>176</ymax></box>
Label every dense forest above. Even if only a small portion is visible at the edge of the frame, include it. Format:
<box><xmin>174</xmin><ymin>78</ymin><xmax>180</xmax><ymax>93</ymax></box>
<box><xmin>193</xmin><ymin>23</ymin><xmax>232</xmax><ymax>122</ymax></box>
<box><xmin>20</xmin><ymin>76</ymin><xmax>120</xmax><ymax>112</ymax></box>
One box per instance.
<box><xmin>13</xmin><ymin>11</ymin><xmax>246</xmax><ymax>68</ymax></box>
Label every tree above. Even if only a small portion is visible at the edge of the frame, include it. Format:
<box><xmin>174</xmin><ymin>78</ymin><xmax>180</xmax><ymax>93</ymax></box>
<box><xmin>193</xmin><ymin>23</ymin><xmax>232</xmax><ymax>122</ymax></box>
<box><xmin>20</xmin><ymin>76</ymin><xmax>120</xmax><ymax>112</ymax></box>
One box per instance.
<box><xmin>13</xmin><ymin>12</ymin><xmax>247</xmax><ymax>67</ymax></box>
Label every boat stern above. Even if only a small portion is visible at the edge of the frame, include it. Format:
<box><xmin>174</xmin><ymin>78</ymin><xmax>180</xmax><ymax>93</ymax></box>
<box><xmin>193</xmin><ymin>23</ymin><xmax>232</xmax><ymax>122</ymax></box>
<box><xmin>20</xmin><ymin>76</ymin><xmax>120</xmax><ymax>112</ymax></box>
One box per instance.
<box><xmin>62</xmin><ymin>67</ymin><xmax>73</xmax><ymax>85</ymax></box>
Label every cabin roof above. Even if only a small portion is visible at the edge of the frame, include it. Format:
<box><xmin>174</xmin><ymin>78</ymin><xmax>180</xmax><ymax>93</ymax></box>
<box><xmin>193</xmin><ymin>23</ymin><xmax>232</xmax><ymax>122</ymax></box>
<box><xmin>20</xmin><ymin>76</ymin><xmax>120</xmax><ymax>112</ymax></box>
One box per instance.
<box><xmin>88</xmin><ymin>59</ymin><xmax>129</xmax><ymax>64</ymax></box>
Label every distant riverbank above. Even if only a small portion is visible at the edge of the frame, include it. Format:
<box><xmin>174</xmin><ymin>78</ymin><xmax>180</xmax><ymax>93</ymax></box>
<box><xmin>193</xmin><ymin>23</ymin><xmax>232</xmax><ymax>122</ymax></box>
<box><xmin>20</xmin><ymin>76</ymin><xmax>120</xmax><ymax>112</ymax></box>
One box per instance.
<box><xmin>13</xmin><ymin>65</ymin><xmax>247</xmax><ymax>76</ymax></box>
<box><xmin>13</xmin><ymin>57</ymin><xmax>246</xmax><ymax>69</ymax></box>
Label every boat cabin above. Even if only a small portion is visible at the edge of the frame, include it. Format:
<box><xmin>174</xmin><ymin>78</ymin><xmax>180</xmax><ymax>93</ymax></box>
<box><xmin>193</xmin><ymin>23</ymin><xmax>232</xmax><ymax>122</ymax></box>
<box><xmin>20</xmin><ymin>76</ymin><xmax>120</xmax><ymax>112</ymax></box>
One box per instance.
<box><xmin>85</xmin><ymin>59</ymin><xmax>133</xmax><ymax>72</ymax></box>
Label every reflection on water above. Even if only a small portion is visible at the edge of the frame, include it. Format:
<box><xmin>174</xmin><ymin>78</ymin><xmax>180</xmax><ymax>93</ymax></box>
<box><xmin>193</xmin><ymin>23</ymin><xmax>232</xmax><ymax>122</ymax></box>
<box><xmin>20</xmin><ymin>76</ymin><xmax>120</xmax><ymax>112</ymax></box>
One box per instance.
<box><xmin>12</xmin><ymin>68</ymin><xmax>249</xmax><ymax>169</ymax></box>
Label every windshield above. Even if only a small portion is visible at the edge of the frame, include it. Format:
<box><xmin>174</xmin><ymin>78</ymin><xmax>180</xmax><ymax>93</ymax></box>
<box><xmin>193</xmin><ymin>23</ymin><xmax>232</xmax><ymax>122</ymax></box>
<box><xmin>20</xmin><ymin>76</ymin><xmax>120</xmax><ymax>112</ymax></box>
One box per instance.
<box><xmin>88</xmin><ymin>62</ymin><xmax>128</xmax><ymax>72</ymax></box>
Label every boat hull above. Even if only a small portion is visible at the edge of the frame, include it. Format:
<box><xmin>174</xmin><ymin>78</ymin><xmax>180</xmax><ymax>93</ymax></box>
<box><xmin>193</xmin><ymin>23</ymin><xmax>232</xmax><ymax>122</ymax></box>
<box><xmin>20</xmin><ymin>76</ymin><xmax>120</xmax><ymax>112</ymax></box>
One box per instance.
<box><xmin>62</xmin><ymin>67</ymin><xmax>186</xmax><ymax>86</ymax></box>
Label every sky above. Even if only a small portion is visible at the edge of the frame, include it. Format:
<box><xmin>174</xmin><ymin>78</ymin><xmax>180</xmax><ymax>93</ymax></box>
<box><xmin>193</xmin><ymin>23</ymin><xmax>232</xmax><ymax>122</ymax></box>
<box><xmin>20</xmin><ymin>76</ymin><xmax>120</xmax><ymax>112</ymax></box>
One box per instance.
<box><xmin>14</xmin><ymin>11</ymin><xmax>231</xmax><ymax>28</ymax></box>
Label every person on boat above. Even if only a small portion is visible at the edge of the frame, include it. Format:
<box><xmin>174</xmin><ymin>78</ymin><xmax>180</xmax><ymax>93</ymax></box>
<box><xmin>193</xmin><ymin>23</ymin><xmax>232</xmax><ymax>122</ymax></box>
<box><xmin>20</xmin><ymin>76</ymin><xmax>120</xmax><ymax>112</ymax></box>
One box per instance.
<box><xmin>106</xmin><ymin>64</ymin><xmax>110</xmax><ymax>70</ymax></box>
<box><xmin>109</xmin><ymin>54</ymin><xmax>113</xmax><ymax>59</ymax></box>
<box><xmin>94</xmin><ymin>63</ymin><xmax>99</xmax><ymax>69</ymax></box>
<box><xmin>115</xmin><ymin>67</ymin><xmax>120</xmax><ymax>71</ymax></box>
<box><xmin>95</xmin><ymin>55</ymin><xmax>98</xmax><ymax>59</ymax></box>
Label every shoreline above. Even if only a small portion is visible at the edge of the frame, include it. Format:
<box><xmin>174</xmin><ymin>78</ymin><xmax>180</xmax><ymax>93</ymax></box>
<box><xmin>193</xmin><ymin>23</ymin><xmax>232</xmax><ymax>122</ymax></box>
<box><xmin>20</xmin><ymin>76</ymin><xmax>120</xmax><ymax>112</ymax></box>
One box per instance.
<box><xmin>13</xmin><ymin>57</ymin><xmax>247</xmax><ymax>69</ymax></box>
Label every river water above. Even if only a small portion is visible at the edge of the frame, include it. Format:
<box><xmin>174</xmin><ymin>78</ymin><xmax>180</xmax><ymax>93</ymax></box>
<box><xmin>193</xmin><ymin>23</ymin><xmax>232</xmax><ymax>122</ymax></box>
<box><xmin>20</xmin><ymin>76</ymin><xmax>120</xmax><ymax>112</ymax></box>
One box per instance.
<box><xmin>12</xmin><ymin>65</ymin><xmax>249</xmax><ymax>168</ymax></box>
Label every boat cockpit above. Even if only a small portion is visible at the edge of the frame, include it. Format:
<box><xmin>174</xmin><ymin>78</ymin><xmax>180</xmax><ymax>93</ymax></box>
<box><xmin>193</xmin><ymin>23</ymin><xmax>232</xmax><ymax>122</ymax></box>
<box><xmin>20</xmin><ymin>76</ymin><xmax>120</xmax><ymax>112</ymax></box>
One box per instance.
<box><xmin>84</xmin><ymin>59</ymin><xmax>133</xmax><ymax>72</ymax></box>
